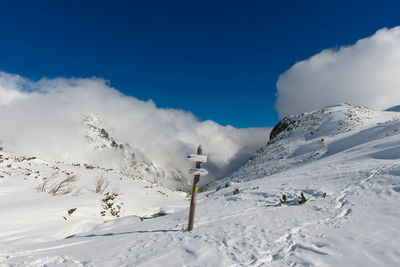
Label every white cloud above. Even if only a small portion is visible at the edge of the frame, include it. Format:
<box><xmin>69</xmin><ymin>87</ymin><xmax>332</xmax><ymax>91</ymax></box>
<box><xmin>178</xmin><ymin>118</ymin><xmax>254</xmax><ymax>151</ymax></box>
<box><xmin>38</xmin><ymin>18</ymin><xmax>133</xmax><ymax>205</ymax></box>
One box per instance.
<box><xmin>0</xmin><ymin>72</ymin><xmax>30</xmax><ymax>105</ymax></box>
<box><xmin>276</xmin><ymin>26</ymin><xmax>400</xmax><ymax>118</ymax></box>
<box><xmin>0</xmin><ymin>72</ymin><xmax>268</xmax><ymax>186</ymax></box>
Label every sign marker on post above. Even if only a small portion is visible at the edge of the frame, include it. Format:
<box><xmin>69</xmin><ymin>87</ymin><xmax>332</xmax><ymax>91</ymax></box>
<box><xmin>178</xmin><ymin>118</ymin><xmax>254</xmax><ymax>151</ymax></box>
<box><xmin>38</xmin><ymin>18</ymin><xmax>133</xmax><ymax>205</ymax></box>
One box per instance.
<box><xmin>187</xmin><ymin>145</ymin><xmax>207</xmax><ymax>231</ymax></box>
<box><xmin>186</xmin><ymin>154</ymin><xmax>207</xmax><ymax>163</ymax></box>
<box><xmin>189</xmin><ymin>168</ymin><xmax>208</xmax><ymax>176</ymax></box>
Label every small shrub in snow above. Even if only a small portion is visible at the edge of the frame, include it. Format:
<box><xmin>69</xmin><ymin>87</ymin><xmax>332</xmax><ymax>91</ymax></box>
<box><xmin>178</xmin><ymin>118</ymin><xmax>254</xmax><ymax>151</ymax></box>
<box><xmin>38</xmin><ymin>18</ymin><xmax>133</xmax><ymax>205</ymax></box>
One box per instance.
<box><xmin>36</xmin><ymin>173</ymin><xmax>77</xmax><ymax>196</ymax></box>
<box><xmin>84</xmin><ymin>163</ymin><xmax>94</xmax><ymax>169</ymax></box>
<box><xmin>36</xmin><ymin>173</ymin><xmax>56</xmax><ymax>192</ymax></box>
<box><xmin>233</xmin><ymin>188</ymin><xmax>240</xmax><ymax>195</ymax></box>
<box><xmin>100</xmin><ymin>192</ymin><xmax>122</xmax><ymax>217</ymax></box>
<box><xmin>279</xmin><ymin>194</ymin><xmax>287</xmax><ymax>205</ymax></box>
<box><xmin>49</xmin><ymin>175</ymin><xmax>77</xmax><ymax>196</ymax></box>
<box><xmin>68</xmin><ymin>208</ymin><xmax>77</xmax><ymax>216</ymax></box>
<box><xmin>94</xmin><ymin>176</ymin><xmax>109</xmax><ymax>194</ymax></box>
<box><xmin>298</xmin><ymin>192</ymin><xmax>307</xmax><ymax>204</ymax></box>
<box><xmin>157</xmin><ymin>190</ymin><xmax>168</xmax><ymax>197</ymax></box>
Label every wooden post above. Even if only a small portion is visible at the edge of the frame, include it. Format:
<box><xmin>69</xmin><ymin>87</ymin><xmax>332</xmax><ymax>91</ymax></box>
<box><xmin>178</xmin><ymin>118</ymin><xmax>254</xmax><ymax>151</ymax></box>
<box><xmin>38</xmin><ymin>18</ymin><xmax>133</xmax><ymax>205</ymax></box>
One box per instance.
<box><xmin>187</xmin><ymin>145</ymin><xmax>202</xmax><ymax>231</ymax></box>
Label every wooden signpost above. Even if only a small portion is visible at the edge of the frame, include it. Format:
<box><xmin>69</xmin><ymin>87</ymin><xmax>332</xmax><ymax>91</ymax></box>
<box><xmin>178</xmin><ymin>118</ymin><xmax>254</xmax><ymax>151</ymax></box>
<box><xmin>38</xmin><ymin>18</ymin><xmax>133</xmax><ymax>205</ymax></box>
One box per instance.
<box><xmin>187</xmin><ymin>145</ymin><xmax>207</xmax><ymax>231</ymax></box>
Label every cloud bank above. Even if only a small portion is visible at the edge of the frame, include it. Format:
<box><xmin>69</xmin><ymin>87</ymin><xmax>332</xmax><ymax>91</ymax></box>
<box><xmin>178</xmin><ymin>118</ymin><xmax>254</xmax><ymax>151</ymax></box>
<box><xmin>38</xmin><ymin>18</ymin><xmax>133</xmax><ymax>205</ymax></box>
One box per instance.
<box><xmin>276</xmin><ymin>26</ymin><xmax>400</xmax><ymax>118</ymax></box>
<box><xmin>0</xmin><ymin>72</ymin><xmax>268</xmax><ymax>186</ymax></box>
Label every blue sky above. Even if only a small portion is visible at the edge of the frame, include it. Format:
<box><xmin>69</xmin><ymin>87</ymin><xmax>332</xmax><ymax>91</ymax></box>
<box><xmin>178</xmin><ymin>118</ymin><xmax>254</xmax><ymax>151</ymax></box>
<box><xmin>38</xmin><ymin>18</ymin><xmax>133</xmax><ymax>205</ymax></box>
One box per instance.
<box><xmin>1</xmin><ymin>0</ymin><xmax>400</xmax><ymax>127</ymax></box>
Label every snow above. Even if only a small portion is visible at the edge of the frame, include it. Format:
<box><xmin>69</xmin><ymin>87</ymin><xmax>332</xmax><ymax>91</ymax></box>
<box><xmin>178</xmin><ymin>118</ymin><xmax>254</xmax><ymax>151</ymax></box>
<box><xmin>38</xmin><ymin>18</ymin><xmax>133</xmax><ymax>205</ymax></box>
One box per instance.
<box><xmin>1</xmin><ymin>104</ymin><xmax>400</xmax><ymax>266</ymax></box>
<box><xmin>0</xmin><ymin>152</ymin><xmax>188</xmax><ymax>251</ymax></box>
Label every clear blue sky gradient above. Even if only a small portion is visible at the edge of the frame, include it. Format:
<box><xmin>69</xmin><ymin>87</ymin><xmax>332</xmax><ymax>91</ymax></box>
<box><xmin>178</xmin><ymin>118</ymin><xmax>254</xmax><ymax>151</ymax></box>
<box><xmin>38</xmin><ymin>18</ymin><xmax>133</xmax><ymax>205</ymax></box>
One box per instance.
<box><xmin>1</xmin><ymin>0</ymin><xmax>400</xmax><ymax>127</ymax></box>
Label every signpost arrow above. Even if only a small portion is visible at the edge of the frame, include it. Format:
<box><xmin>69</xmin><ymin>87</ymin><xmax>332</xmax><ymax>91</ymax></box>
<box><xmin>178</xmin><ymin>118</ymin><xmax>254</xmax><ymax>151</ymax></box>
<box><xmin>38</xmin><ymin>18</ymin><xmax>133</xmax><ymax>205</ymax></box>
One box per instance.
<box><xmin>189</xmin><ymin>168</ymin><xmax>208</xmax><ymax>176</ymax></box>
<box><xmin>186</xmin><ymin>154</ymin><xmax>207</xmax><ymax>163</ymax></box>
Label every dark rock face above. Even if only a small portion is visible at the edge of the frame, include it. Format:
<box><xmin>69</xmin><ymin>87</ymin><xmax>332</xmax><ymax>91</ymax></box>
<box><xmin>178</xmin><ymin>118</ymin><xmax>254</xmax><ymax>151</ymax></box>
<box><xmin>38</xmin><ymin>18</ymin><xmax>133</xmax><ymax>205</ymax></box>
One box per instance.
<box><xmin>269</xmin><ymin>117</ymin><xmax>297</xmax><ymax>141</ymax></box>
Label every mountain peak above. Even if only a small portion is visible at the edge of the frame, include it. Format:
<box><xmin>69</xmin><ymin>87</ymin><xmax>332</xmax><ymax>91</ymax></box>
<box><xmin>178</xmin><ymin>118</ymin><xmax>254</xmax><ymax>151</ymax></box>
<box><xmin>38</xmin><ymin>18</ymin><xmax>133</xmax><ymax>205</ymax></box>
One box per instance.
<box><xmin>82</xmin><ymin>113</ymin><xmax>190</xmax><ymax>191</ymax></box>
<box><xmin>269</xmin><ymin>104</ymin><xmax>376</xmax><ymax>143</ymax></box>
<box><xmin>83</xmin><ymin>113</ymin><xmax>122</xmax><ymax>151</ymax></box>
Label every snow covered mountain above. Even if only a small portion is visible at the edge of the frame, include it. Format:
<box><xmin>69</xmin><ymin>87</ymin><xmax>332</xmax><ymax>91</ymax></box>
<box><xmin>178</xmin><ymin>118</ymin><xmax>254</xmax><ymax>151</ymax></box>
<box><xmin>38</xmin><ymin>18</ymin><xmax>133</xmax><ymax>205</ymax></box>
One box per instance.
<box><xmin>0</xmin><ymin>73</ymin><xmax>268</xmax><ymax>193</ymax></box>
<box><xmin>1</xmin><ymin>103</ymin><xmax>400</xmax><ymax>266</ymax></box>
<box><xmin>82</xmin><ymin>113</ymin><xmax>189</xmax><ymax>191</ymax></box>
<box><xmin>217</xmin><ymin>103</ymin><xmax>399</xmax><ymax>185</ymax></box>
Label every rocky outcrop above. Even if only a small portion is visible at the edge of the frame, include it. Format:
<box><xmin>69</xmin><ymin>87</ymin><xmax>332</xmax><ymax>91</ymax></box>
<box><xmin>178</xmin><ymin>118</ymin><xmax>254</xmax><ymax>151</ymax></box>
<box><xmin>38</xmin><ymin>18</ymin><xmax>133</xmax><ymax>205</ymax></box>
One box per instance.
<box><xmin>269</xmin><ymin>117</ymin><xmax>298</xmax><ymax>141</ymax></box>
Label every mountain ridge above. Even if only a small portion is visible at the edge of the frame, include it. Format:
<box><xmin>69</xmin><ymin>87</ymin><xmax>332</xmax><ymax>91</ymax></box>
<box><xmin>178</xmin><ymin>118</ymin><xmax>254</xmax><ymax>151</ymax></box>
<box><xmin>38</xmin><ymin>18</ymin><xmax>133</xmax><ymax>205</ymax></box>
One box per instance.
<box><xmin>206</xmin><ymin>103</ymin><xmax>400</xmax><ymax>189</ymax></box>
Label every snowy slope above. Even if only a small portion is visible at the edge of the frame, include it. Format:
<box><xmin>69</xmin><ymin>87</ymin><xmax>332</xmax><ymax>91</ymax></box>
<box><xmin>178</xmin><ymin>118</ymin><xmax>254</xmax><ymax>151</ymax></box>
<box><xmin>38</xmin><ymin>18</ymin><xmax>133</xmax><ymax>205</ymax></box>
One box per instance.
<box><xmin>0</xmin><ymin>150</ymin><xmax>188</xmax><ymax>251</ymax></box>
<box><xmin>215</xmin><ymin>103</ymin><xmax>399</xmax><ymax>185</ymax></box>
<box><xmin>1</xmin><ymin>104</ymin><xmax>400</xmax><ymax>266</ymax></box>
